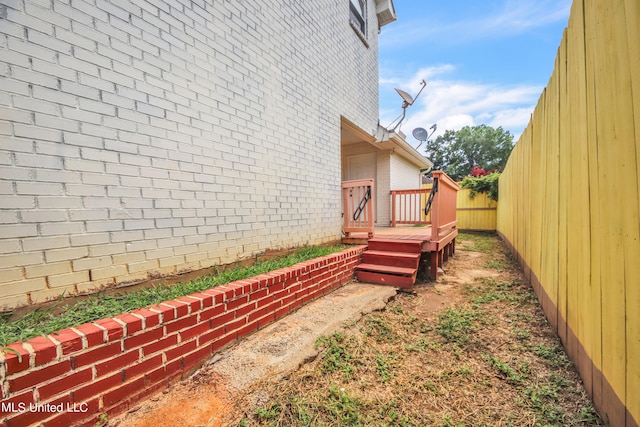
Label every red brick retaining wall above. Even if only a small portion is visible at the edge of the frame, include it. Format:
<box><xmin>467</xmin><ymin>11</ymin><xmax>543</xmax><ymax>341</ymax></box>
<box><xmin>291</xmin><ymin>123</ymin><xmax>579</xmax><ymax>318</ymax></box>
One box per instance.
<box><xmin>0</xmin><ymin>246</ymin><xmax>365</xmax><ymax>426</ymax></box>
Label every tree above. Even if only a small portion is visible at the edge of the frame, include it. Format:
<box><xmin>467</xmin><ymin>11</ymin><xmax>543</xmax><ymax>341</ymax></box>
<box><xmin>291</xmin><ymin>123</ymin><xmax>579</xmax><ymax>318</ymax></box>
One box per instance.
<box><xmin>423</xmin><ymin>125</ymin><xmax>514</xmax><ymax>181</ymax></box>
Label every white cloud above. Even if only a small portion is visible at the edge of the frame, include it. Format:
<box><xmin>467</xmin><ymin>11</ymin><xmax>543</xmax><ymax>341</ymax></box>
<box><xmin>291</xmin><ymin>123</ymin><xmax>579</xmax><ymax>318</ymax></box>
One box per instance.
<box><xmin>380</xmin><ymin>0</ymin><xmax>571</xmax><ymax>48</ymax></box>
<box><xmin>381</xmin><ymin>67</ymin><xmax>541</xmax><ymax>145</ymax></box>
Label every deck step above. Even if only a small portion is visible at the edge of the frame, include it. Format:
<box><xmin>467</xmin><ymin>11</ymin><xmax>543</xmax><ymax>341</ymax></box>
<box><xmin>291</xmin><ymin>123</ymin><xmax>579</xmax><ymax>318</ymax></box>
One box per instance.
<box><xmin>367</xmin><ymin>239</ymin><xmax>422</xmax><ymax>253</ymax></box>
<box><xmin>356</xmin><ymin>263</ymin><xmax>417</xmax><ymax>276</ymax></box>
<box><xmin>361</xmin><ymin>250</ymin><xmax>420</xmax><ymax>269</ymax></box>
<box><xmin>356</xmin><ymin>270</ymin><xmax>416</xmax><ymax>289</ymax></box>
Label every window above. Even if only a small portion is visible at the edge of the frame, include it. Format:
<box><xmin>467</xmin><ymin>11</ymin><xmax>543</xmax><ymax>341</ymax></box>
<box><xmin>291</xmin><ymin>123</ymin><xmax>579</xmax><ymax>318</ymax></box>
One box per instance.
<box><xmin>349</xmin><ymin>0</ymin><xmax>366</xmax><ymax>36</ymax></box>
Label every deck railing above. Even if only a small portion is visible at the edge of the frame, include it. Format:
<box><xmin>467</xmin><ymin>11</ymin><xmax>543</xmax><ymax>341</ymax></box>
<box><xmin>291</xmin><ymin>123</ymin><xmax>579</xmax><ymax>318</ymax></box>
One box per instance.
<box><xmin>342</xmin><ymin>179</ymin><xmax>375</xmax><ymax>239</ymax></box>
<box><xmin>390</xmin><ymin>188</ymin><xmax>432</xmax><ymax>227</ymax></box>
<box><xmin>390</xmin><ymin>170</ymin><xmax>460</xmax><ymax>240</ymax></box>
<box><xmin>429</xmin><ymin>171</ymin><xmax>460</xmax><ymax>240</ymax></box>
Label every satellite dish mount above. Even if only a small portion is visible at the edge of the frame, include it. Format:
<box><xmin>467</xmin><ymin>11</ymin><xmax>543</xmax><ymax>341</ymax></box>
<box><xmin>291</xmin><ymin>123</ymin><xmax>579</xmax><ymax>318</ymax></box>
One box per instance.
<box><xmin>412</xmin><ymin>123</ymin><xmax>437</xmax><ymax>150</ymax></box>
<box><xmin>389</xmin><ymin>80</ymin><xmax>427</xmax><ymax>132</ymax></box>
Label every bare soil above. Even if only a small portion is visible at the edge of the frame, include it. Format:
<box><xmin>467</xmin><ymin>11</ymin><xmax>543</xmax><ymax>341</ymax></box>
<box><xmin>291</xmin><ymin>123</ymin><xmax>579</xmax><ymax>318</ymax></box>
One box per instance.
<box><xmin>111</xmin><ymin>233</ymin><xmax>602</xmax><ymax>427</ymax></box>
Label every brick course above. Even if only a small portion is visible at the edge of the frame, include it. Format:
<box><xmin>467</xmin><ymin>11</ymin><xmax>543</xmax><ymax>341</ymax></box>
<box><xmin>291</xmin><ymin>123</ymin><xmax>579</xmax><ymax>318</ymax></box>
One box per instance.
<box><xmin>0</xmin><ymin>247</ymin><xmax>364</xmax><ymax>426</ymax></box>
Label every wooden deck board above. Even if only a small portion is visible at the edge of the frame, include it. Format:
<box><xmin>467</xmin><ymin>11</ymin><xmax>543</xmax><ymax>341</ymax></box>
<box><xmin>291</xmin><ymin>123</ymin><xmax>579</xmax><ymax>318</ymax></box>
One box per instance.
<box><xmin>344</xmin><ymin>226</ymin><xmax>458</xmax><ymax>281</ymax></box>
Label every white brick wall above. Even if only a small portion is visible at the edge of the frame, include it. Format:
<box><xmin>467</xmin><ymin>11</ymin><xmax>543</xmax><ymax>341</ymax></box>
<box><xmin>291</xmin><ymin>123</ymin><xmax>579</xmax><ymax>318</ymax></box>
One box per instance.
<box><xmin>0</xmin><ymin>0</ymin><xmax>383</xmax><ymax>309</ymax></box>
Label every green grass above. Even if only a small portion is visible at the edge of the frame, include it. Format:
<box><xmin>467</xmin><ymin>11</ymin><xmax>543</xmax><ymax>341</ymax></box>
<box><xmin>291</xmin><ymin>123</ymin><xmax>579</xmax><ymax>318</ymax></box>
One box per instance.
<box><xmin>483</xmin><ymin>354</ymin><xmax>527</xmax><ymax>384</ymax></box>
<box><xmin>458</xmin><ymin>231</ymin><xmax>498</xmax><ymax>252</ymax></box>
<box><xmin>435</xmin><ymin>307</ymin><xmax>483</xmax><ymax>346</ymax></box>
<box><xmin>0</xmin><ymin>245</ymin><xmax>347</xmax><ymax>347</ymax></box>
<box><xmin>533</xmin><ymin>343</ymin><xmax>571</xmax><ymax>367</ymax></box>
<box><xmin>315</xmin><ymin>332</ymin><xmax>357</xmax><ymax>380</ymax></box>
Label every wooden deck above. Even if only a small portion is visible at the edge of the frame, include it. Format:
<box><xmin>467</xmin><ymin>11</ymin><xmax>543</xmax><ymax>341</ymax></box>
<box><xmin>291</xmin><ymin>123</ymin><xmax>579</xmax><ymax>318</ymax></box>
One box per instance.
<box><xmin>342</xmin><ymin>171</ymin><xmax>460</xmax><ymax>285</ymax></box>
<box><xmin>344</xmin><ymin>225</ymin><xmax>458</xmax><ymax>282</ymax></box>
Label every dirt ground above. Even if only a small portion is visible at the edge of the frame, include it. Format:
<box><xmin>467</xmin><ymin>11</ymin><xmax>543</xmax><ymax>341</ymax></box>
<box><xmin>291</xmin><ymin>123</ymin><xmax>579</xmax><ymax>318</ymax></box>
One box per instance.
<box><xmin>111</xmin><ymin>233</ymin><xmax>601</xmax><ymax>427</ymax></box>
<box><xmin>111</xmin><ymin>283</ymin><xmax>398</xmax><ymax>427</ymax></box>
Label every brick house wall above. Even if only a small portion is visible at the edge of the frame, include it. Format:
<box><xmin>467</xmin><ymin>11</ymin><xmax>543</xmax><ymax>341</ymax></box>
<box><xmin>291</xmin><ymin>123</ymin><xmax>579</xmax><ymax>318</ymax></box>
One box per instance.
<box><xmin>0</xmin><ymin>0</ymin><xmax>386</xmax><ymax>309</ymax></box>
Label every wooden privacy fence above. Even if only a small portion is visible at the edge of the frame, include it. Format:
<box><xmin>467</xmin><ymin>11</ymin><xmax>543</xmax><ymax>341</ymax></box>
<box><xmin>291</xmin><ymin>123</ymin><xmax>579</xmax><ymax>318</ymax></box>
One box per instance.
<box><xmin>456</xmin><ymin>189</ymin><xmax>497</xmax><ymax>231</ymax></box>
<box><xmin>497</xmin><ymin>1</ymin><xmax>639</xmax><ymax>425</ymax></box>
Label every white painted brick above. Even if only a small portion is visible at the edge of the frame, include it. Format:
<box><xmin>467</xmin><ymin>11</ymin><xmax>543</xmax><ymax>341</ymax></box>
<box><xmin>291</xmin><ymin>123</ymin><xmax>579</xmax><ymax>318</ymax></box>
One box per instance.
<box><xmin>5</xmin><ymin>6</ymin><xmax>52</xmax><ymax>34</ymax></box>
<box><xmin>0</xmin><ymin>79</ymin><xmax>30</xmax><ymax>100</ymax></box>
<box><xmin>40</xmin><ymin>221</ymin><xmax>83</xmax><ymax>236</ymax></box>
<box><xmin>80</xmin><ymin>122</ymin><xmax>117</xmax><ymax>139</ymax></box>
<box><xmin>22</xmin><ymin>235</ymin><xmax>69</xmax><ymax>252</ymax></box>
<box><xmin>33</xmin><ymin>85</ymin><xmax>78</xmax><ymax>107</ymax></box>
<box><xmin>78</xmin><ymin>73</ymin><xmax>116</xmax><ymax>93</ymax></box>
<box><xmin>0</xmin><ymin>278</ymin><xmax>46</xmax><ymax>297</ymax></box>
<box><xmin>99</xmin><ymin>68</ymin><xmax>134</xmax><ymax>89</ymax></box>
<box><xmin>35</xmin><ymin>168</ymin><xmax>81</xmax><ymax>184</ymax></box>
<box><xmin>70</xmin><ymin>0</ymin><xmax>108</xmax><ymax>22</ymax></box>
<box><xmin>57</xmin><ymin>27</ymin><xmax>97</xmax><ymax>58</ymax></box>
<box><xmin>101</xmin><ymin>92</ymin><xmax>136</xmax><ymax>110</ymax></box>
<box><xmin>44</xmin><ymin>246</ymin><xmax>89</xmax><ymax>263</ymax></box>
<box><xmin>11</xmin><ymin>66</ymin><xmax>59</xmax><ymax>89</ymax></box>
<box><xmin>70</xmin><ymin>232</ymin><xmax>110</xmax><ymax>247</ymax></box>
<box><xmin>37</xmin><ymin>196</ymin><xmax>84</xmax><ymax>209</ymax></box>
<box><xmin>72</xmin><ymin>256</ymin><xmax>112</xmax><ymax>271</ymax></box>
<box><xmin>97</xmin><ymin>43</ymin><xmax>134</xmax><ymax>65</ymax></box>
<box><xmin>60</xmin><ymin>80</ymin><xmax>101</xmax><ymax>100</ymax></box>
<box><xmin>0</xmin><ymin>105</ymin><xmax>32</xmax><ymax>124</ymax></box>
<box><xmin>14</xmin><ymin>123</ymin><xmax>63</xmax><ymax>142</ymax></box>
<box><xmin>13</xmin><ymin>95</ymin><xmax>58</xmax><ymax>116</ymax></box>
<box><xmin>135</xmin><ymin>101</ymin><xmax>164</xmax><ymax>118</ymax></box>
<box><xmin>66</xmin><ymin>183</ymin><xmax>107</xmax><ymax>196</ymax></box>
<box><xmin>48</xmin><ymin>271</ymin><xmax>90</xmax><ymax>288</ymax></box>
<box><xmin>0</xmin><ymin>223</ymin><xmax>37</xmax><ymax>239</ymax></box>
<box><xmin>116</xmin><ymin>85</ymin><xmax>147</xmax><ymax>103</ymax></box>
<box><xmin>88</xmin><ymin>265</ymin><xmax>127</xmax><ymax>280</ymax></box>
<box><xmin>0</xmin><ymin>0</ymin><xmax>378</xmax><ymax>307</ymax></box>
<box><xmin>120</xmin><ymin>176</ymin><xmax>152</xmax><ymax>188</ymax></box>
<box><xmin>24</xmin><ymin>261</ymin><xmax>72</xmax><ymax>279</ymax></box>
<box><xmin>53</xmin><ymin>2</ymin><xmax>94</xmax><ymax>27</ymax></box>
<box><xmin>70</xmin><ymin>21</ymin><xmax>109</xmax><ymax>46</ymax></box>
<box><xmin>19</xmin><ymin>187</ymin><xmax>69</xmax><ymax>207</ymax></box>
<box><xmin>15</xmin><ymin>152</ymin><xmax>63</xmax><ymax>169</ymax></box>
<box><xmin>133</xmin><ymin>56</ymin><xmax>166</xmax><ymax>77</ymax></box>
<box><xmin>73</xmin><ymin>46</ymin><xmax>112</xmax><ymax>68</ymax></box>
<box><xmin>0</xmin><ymin>267</ymin><xmax>25</xmax><ymax>284</ymax></box>
<box><xmin>0</xmin><ymin>210</ymin><xmax>18</xmax><ymax>224</ymax></box>
<box><xmin>96</xmin><ymin>0</ymin><xmax>132</xmax><ymax>22</ymax></box>
<box><xmin>103</xmin><ymin>116</ymin><xmax>137</xmax><ymax>132</ymax></box>
<box><xmin>24</xmin><ymin>2</ymin><xmax>71</xmax><ymax>29</ymax></box>
<box><xmin>59</xmin><ymin>109</ymin><xmax>101</xmax><ymax>127</ymax></box>
<box><xmin>21</xmin><ymin>209</ymin><xmax>67</xmax><ymax>223</ymax></box>
<box><xmin>1</xmin><ymin>49</ymin><xmax>32</xmax><ymax>70</ymax></box>
<box><xmin>27</xmin><ymin>28</ymin><xmax>72</xmax><ymax>54</ymax></box>
<box><xmin>35</xmin><ymin>113</ymin><xmax>79</xmax><ymax>132</ymax></box>
<box><xmin>7</xmin><ymin>37</ymin><xmax>57</xmax><ymax>63</ymax></box>
<box><xmin>105</xmin><ymin>162</ymin><xmax>139</xmax><ymax>177</ymax></box>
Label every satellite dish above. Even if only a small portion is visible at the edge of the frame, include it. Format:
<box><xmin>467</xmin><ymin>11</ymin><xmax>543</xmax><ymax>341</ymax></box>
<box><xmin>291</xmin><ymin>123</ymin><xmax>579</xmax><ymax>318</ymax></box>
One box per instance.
<box><xmin>412</xmin><ymin>127</ymin><xmax>428</xmax><ymax>141</ymax></box>
<box><xmin>412</xmin><ymin>124</ymin><xmax>437</xmax><ymax>150</ymax></box>
<box><xmin>388</xmin><ymin>80</ymin><xmax>427</xmax><ymax>132</ymax></box>
<box><xmin>394</xmin><ymin>88</ymin><xmax>415</xmax><ymax>106</ymax></box>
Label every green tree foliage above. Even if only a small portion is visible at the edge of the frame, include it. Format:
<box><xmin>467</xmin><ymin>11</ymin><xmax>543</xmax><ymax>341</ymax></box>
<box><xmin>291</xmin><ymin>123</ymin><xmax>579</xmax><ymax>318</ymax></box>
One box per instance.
<box><xmin>424</xmin><ymin>125</ymin><xmax>514</xmax><ymax>181</ymax></box>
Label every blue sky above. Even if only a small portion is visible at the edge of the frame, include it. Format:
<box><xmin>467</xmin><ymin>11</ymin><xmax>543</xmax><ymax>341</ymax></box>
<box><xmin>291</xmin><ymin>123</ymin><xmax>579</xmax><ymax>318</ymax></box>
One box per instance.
<box><xmin>378</xmin><ymin>0</ymin><xmax>572</xmax><ymax>146</ymax></box>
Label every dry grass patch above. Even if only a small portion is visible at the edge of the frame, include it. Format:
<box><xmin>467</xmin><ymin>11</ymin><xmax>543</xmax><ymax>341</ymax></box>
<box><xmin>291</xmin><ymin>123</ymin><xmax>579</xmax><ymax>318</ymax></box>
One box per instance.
<box><xmin>231</xmin><ymin>233</ymin><xmax>602</xmax><ymax>427</ymax></box>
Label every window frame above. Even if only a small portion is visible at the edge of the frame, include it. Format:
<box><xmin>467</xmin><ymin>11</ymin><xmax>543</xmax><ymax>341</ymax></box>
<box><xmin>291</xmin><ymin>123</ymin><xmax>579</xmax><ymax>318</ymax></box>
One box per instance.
<box><xmin>349</xmin><ymin>0</ymin><xmax>368</xmax><ymax>44</ymax></box>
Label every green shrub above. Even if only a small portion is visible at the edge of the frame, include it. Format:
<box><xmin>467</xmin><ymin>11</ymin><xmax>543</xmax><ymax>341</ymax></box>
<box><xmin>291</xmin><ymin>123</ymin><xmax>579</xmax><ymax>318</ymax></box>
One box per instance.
<box><xmin>460</xmin><ymin>172</ymin><xmax>500</xmax><ymax>201</ymax></box>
